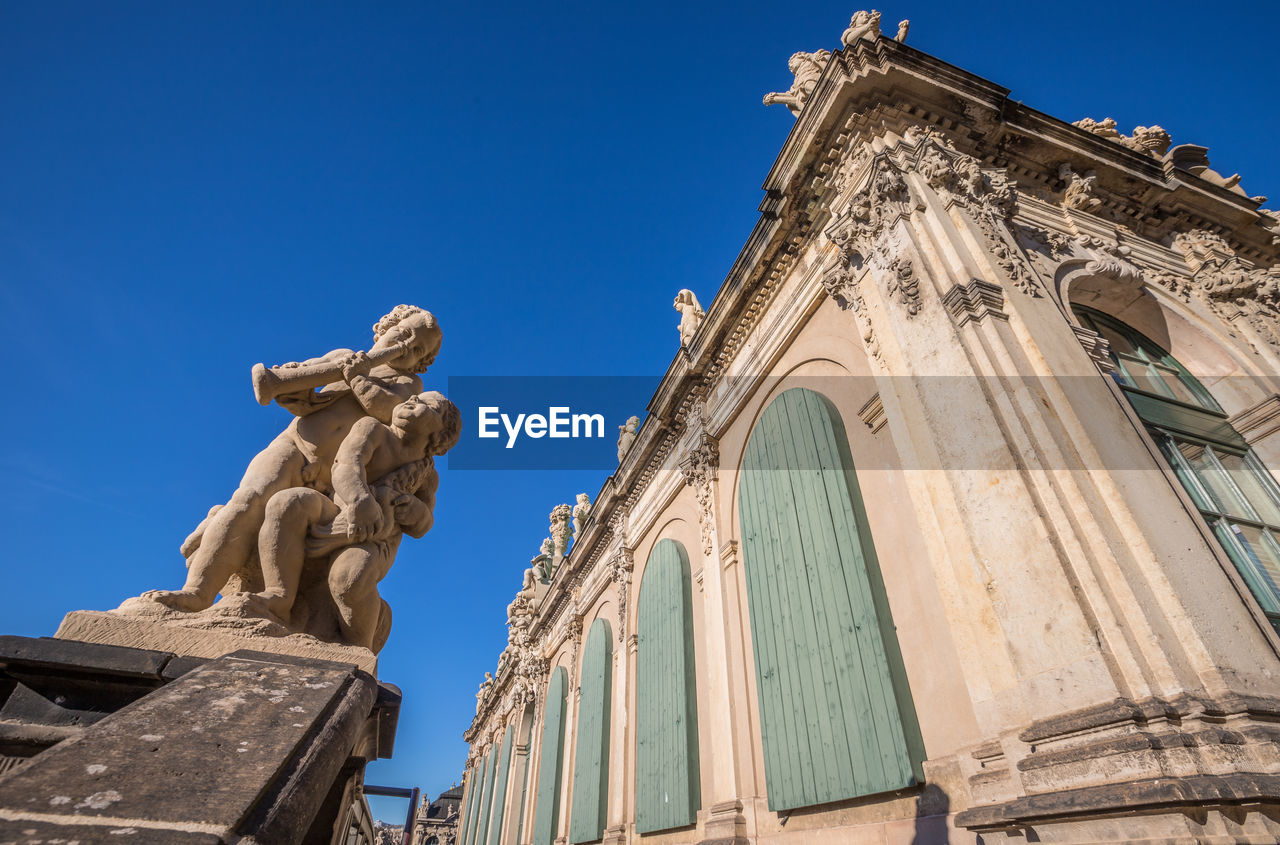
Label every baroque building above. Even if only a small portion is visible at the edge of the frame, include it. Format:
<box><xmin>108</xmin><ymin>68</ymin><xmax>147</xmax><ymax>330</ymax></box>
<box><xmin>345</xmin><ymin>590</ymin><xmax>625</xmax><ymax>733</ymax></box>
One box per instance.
<box><xmin>457</xmin><ymin>11</ymin><xmax>1280</xmax><ymax>845</ymax></box>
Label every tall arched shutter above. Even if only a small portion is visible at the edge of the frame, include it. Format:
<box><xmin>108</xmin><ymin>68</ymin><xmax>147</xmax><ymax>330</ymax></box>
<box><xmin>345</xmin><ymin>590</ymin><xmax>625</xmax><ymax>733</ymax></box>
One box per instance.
<box><xmin>487</xmin><ymin>724</ymin><xmax>516</xmax><ymax>845</ymax></box>
<box><xmin>569</xmin><ymin>618</ymin><xmax>612</xmax><ymax>843</ymax></box>
<box><xmin>532</xmin><ymin>667</ymin><xmax>568</xmax><ymax>845</ymax></box>
<box><xmin>474</xmin><ymin>738</ymin><xmax>501</xmax><ymax>845</ymax></box>
<box><xmin>463</xmin><ymin>749</ymin><xmax>489</xmax><ymax>845</ymax></box>
<box><xmin>738</xmin><ymin>387</ymin><xmax>922</xmax><ymax>811</ymax></box>
<box><xmin>635</xmin><ymin>538</ymin><xmax>700</xmax><ymax>833</ymax></box>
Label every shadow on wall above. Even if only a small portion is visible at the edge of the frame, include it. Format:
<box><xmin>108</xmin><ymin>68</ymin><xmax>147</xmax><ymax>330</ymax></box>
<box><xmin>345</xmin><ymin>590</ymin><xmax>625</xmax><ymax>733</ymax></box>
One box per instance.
<box><xmin>913</xmin><ymin>783</ymin><xmax>951</xmax><ymax>844</ymax></box>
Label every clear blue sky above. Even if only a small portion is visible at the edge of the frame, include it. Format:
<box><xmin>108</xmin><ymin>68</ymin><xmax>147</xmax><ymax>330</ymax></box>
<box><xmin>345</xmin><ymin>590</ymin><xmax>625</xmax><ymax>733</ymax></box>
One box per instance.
<box><xmin>2</xmin><ymin>0</ymin><xmax>1277</xmax><ymax>821</ymax></box>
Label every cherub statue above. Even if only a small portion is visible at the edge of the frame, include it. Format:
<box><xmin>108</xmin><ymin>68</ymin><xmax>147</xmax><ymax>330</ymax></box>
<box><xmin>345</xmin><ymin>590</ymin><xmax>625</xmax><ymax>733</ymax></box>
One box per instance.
<box><xmin>532</xmin><ymin>538</ymin><xmax>553</xmax><ymax>582</ymax></box>
<box><xmin>762</xmin><ymin>50</ymin><xmax>832</xmax><ymax>116</ymax></box>
<box><xmin>550</xmin><ymin>504</ymin><xmax>573</xmax><ymax>569</ymax></box>
<box><xmin>572</xmin><ymin>493</ymin><xmax>591</xmax><ymax>539</ymax></box>
<box><xmin>674</xmin><ymin>289</ymin><xmax>705</xmax><ymax>347</ymax></box>
<box><xmin>841</xmin><ymin>10</ymin><xmax>882</xmax><ymax>47</ymax></box>
<box><xmin>144</xmin><ymin>305</ymin><xmax>443</xmax><ymax>613</ymax></box>
<box><xmin>895</xmin><ymin>19</ymin><xmax>909</xmax><ymax>42</ymax></box>
<box><xmin>244</xmin><ymin>391</ymin><xmax>460</xmax><ymax>650</ymax></box>
<box><xmin>617</xmin><ymin>415</ymin><xmax>640</xmax><ymax>462</ymax></box>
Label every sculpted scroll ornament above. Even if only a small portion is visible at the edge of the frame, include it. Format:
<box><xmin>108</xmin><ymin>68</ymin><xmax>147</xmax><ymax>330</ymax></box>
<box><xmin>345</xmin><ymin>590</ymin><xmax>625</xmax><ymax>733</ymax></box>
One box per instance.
<box><xmin>1079</xmin><ymin>235</ymin><xmax>1144</xmax><ymax>286</ymax></box>
<box><xmin>679</xmin><ymin>433</ymin><xmax>721</xmax><ymax>556</ymax></box>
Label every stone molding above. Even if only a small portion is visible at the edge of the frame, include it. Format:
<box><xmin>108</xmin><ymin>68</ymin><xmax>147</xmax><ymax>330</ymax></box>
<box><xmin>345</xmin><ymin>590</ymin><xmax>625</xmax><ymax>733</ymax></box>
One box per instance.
<box><xmin>857</xmin><ymin>392</ymin><xmax>888</xmax><ymax>433</ymax></box>
<box><xmin>942</xmin><ymin>279</ymin><xmax>1007</xmax><ymax>326</ymax></box>
<box><xmin>1230</xmin><ymin>394</ymin><xmax>1280</xmax><ymax>445</ymax></box>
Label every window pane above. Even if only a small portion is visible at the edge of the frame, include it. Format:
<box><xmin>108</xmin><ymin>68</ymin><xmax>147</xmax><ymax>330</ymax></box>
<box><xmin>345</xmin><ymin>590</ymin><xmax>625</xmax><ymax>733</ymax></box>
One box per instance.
<box><xmin>1150</xmin><ymin>361</ymin><xmax>1205</xmax><ymax>406</ymax></box>
<box><xmin>1228</xmin><ymin>524</ymin><xmax>1280</xmax><ymax>611</ymax></box>
<box><xmin>1217</xmin><ymin>451</ymin><xmax>1280</xmax><ymax>525</ymax></box>
<box><xmin>1177</xmin><ymin>442</ymin><xmax>1255</xmax><ymax>520</ymax></box>
<box><xmin>1159</xmin><ymin>437</ymin><xmax>1213</xmax><ymax>512</ymax></box>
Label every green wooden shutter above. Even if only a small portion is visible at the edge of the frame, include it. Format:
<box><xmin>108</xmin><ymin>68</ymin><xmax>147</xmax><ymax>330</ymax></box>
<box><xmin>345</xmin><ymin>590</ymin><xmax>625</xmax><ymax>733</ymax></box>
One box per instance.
<box><xmin>532</xmin><ymin>667</ymin><xmax>568</xmax><ymax>845</ymax></box>
<box><xmin>569</xmin><ymin>618</ymin><xmax>612</xmax><ymax>843</ymax></box>
<box><xmin>488</xmin><ymin>724</ymin><xmax>516</xmax><ymax>845</ymax></box>
<box><xmin>514</xmin><ymin>717</ymin><xmax>534</xmax><ymax>845</ymax></box>
<box><xmin>738</xmin><ymin>387</ymin><xmax>923</xmax><ymax>811</ymax></box>
<box><xmin>464</xmin><ymin>750</ymin><xmax>489</xmax><ymax>845</ymax></box>
<box><xmin>635</xmin><ymin>538</ymin><xmax>701</xmax><ymax>833</ymax></box>
<box><xmin>475</xmin><ymin>739</ymin><xmax>501</xmax><ymax>845</ymax></box>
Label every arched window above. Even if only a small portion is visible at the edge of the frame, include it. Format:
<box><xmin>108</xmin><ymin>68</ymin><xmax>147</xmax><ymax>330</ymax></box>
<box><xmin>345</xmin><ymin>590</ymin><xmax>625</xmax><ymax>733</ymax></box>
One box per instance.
<box><xmin>738</xmin><ymin>387</ymin><xmax>922</xmax><ymax>811</ymax></box>
<box><xmin>568</xmin><ymin>618</ymin><xmax>612</xmax><ymax>843</ymax></box>
<box><xmin>486</xmin><ymin>724</ymin><xmax>515</xmax><ymax>845</ymax></box>
<box><xmin>531</xmin><ymin>667</ymin><xmax>568</xmax><ymax>845</ymax></box>
<box><xmin>635</xmin><ymin>539</ymin><xmax>700</xmax><ymax>832</ymax></box>
<box><xmin>1077</xmin><ymin>306</ymin><xmax>1280</xmax><ymax>632</ymax></box>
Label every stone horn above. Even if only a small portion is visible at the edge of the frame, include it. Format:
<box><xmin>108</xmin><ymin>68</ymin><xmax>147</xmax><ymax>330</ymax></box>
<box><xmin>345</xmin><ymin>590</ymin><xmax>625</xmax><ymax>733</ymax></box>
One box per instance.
<box><xmin>250</xmin><ymin>341</ymin><xmax>410</xmax><ymax>406</ymax></box>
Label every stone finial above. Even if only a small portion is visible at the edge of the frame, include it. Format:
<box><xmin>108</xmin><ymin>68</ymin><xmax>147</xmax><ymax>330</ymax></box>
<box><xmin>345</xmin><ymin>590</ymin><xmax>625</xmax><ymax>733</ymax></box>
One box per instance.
<box><xmin>572</xmin><ymin>493</ymin><xmax>591</xmax><ymax>540</ymax></box>
<box><xmin>841</xmin><ymin>9</ymin><xmax>882</xmax><ymax>47</ymax></box>
<box><xmin>617</xmin><ymin>416</ymin><xmax>640</xmax><ymax>462</ymax></box>
<box><xmin>895</xmin><ymin>19</ymin><xmax>909</xmax><ymax>42</ymax></box>
<box><xmin>674</xmin><ymin>289</ymin><xmax>705</xmax><ymax>346</ymax></box>
<box><xmin>763</xmin><ymin>50</ymin><xmax>832</xmax><ymax>116</ymax></box>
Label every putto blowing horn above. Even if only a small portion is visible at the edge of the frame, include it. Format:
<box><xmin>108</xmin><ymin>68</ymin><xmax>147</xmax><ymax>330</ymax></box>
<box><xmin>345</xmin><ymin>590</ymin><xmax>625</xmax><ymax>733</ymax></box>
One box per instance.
<box><xmin>250</xmin><ymin>342</ymin><xmax>411</xmax><ymax>406</ymax></box>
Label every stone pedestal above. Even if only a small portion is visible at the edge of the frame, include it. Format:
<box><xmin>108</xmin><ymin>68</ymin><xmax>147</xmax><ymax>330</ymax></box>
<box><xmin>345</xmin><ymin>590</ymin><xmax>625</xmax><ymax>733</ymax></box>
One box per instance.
<box><xmin>56</xmin><ymin>609</ymin><xmax>377</xmax><ymax>674</ymax></box>
<box><xmin>0</xmin><ymin>636</ymin><xmax>398</xmax><ymax>844</ymax></box>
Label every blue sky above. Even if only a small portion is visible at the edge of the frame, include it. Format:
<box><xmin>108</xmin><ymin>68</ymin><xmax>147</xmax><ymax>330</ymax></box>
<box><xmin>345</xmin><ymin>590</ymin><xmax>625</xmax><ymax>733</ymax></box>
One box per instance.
<box><xmin>2</xmin><ymin>0</ymin><xmax>1277</xmax><ymax>821</ymax></box>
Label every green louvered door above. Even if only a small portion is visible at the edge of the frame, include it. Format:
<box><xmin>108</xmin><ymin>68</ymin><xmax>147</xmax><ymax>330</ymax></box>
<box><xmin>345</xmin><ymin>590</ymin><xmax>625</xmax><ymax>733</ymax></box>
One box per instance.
<box><xmin>532</xmin><ymin>667</ymin><xmax>568</xmax><ymax>845</ymax></box>
<box><xmin>475</xmin><ymin>738</ymin><xmax>501</xmax><ymax>845</ymax></box>
<box><xmin>488</xmin><ymin>725</ymin><xmax>516</xmax><ymax>845</ymax></box>
<box><xmin>636</xmin><ymin>538</ymin><xmax>701</xmax><ymax>833</ymax></box>
<box><xmin>569</xmin><ymin>618</ymin><xmax>612</xmax><ymax>843</ymax></box>
<box><xmin>464</xmin><ymin>750</ymin><xmax>489</xmax><ymax>845</ymax></box>
<box><xmin>738</xmin><ymin>388</ymin><xmax>922</xmax><ymax>811</ymax></box>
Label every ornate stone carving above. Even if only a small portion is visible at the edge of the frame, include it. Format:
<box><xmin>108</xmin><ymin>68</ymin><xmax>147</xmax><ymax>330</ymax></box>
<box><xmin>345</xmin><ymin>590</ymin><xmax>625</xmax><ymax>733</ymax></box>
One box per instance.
<box><xmin>610</xmin><ymin>547</ymin><xmax>634</xmax><ymax>645</ymax></box>
<box><xmin>1073</xmin><ymin>117</ymin><xmax>1172</xmax><ymax>159</ymax></box>
<box><xmin>572</xmin><ymin>493</ymin><xmax>591</xmax><ymax>540</ymax></box>
<box><xmin>679</xmin><ymin>432</ymin><xmax>721</xmax><ymax>556</ymax></box>
<box><xmin>821</xmin><ymin>259</ymin><xmax>882</xmax><ymax>363</ymax></box>
<box><xmin>120</xmin><ymin>307</ymin><xmax>458</xmax><ymax>655</ymax></box>
<box><xmin>617</xmin><ymin>415</ymin><xmax>640</xmax><ymax>462</ymax></box>
<box><xmin>895</xmin><ymin>19</ymin><xmax>910</xmax><ymax>42</ymax></box>
<box><xmin>549</xmin><ymin>504</ymin><xmax>573</xmax><ymax>572</ymax></box>
<box><xmin>762</xmin><ymin>50</ymin><xmax>832</xmax><ymax>117</ymax></box>
<box><xmin>674</xmin><ymin>289</ymin><xmax>705</xmax><ymax>346</ymax></box>
<box><xmin>475</xmin><ymin>672</ymin><xmax>493</xmax><ymax>715</ymax></box>
<box><xmin>1059</xmin><ymin>163</ymin><xmax>1101</xmax><ymax>211</ymax></box>
<box><xmin>1173</xmin><ymin>230</ymin><xmax>1280</xmax><ymax>345</ymax></box>
<box><xmin>1079</xmin><ymin>235</ymin><xmax>1143</xmax><ymax>286</ymax></box>
<box><xmin>885</xmin><ymin>253</ymin><xmax>921</xmax><ymax>315</ymax></box>
<box><xmin>841</xmin><ymin>9</ymin><xmax>882</xmax><ymax>46</ymax></box>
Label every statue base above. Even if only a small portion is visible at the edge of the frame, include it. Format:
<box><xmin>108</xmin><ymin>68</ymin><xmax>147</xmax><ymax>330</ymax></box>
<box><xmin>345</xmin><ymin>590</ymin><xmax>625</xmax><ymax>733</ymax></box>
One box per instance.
<box><xmin>56</xmin><ymin>608</ymin><xmax>377</xmax><ymax>674</ymax></box>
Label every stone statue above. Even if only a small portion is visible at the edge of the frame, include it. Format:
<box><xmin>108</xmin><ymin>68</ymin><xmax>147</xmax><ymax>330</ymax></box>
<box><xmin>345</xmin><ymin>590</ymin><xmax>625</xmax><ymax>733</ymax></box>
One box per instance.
<box><xmin>895</xmin><ymin>19</ymin><xmax>909</xmax><ymax>42</ymax></box>
<box><xmin>674</xmin><ymin>289</ymin><xmax>705</xmax><ymax>346</ymax></box>
<box><xmin>475</xmin><ymin>672</ymin><xmax>493</xmax><ymax>715</ymax></box>
<box><xmin>1073</xmin><ymin>117</ymin><xmax>1122</xmax><ymax>140</ymax></box>
<box><xmin>145</xmin><ymin>305</ymin><xmax>442</xmax><ymax>613</ymax></box>
<box><xmin>1122</xmin><ymin>125</ymin><xmax>1172</xmax><ymax>157</ymax></box>
<box><xmin>1059</xmin><ymin>163</ymin><xmax>1101</xmax><ymax>210</ymax></box>
<box><xmin>841</xmin><ymin>10</ymin><xmax>882</xmax><ymax>47</ymax></box>
<box><xmin>242</xmin><ymin>392</ymin><xmax>460</xmax><ymax>650</ymax></box>
<box><xmin>572</xmin><ymin>493</ymin><xmax>591</xmax><ymax>539</ymax></box>
<box><xmin>532</xmin><ymin>538</ymin><xmax>553</xmax><ymax>582</ymax></box>
<box><xmin>617</xmin><ymin>416</ymin><xmax>640</xmax><ymax>462</ymax></box>
<box><xmin>762</xmin><ymin>50</ymin><xmax>832</xmax><ymax>116</ymax></box>
<box><xmin>550</xmin><ymin>504</ymin><xmax>572</xmax><ymax>570</ymax></box>
<box><xmin>114</xmin><ymin>307</ymin><xmax>457</xmax><ymax>657</ymax></box>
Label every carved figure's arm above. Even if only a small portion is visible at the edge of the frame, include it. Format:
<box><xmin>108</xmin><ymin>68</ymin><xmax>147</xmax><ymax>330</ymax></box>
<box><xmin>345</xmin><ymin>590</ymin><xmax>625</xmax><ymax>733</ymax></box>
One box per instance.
<box><xmin>397</xmin><ymin>466</ymin><xmax>438</xmax><ymax>539</ymax></box>
<box><xmin>331</xmin><ymin>419</ymin><xmax>387</xmax><ymax>536</ymax></box>
<box><xmin>346</xmin><ymin>372</ymin><xmax>421</xmax><ymax>424</ymax></box>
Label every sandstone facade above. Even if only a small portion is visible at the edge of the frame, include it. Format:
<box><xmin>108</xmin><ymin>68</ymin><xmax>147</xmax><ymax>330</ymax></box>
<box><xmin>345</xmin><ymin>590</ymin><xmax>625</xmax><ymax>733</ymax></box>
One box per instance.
<box><xmin>458</xmin><ymin>13</ymin><xmax>1280</xmax><ymax>845</ymax></box>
